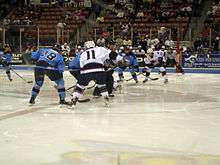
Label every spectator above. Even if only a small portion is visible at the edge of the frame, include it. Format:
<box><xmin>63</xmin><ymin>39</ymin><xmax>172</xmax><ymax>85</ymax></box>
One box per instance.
<box><xmin>93</xmin><ymin>2</ymin><xmax>102</xmax><ymax>18</ymax></box>
<box><xmin>57</xmin><ymin>21</ymin><xmax>66</xmax><ymax>43</ymax></box>
<box><xmin>97</xmin><ymin>36</ymin><xmax>105</xmax><ymax>46</ymax></box>
<box><xmin>213</xmin><ymin>37</ymin><xmax>220</xmax><ymax>52</ymax></box>
<box><xmin>116</xmin><ymin>10</ymin><xmax>124</xmax><ymax>18</ymax></box>
<box><xmin>115</xmin><ymin>35</ymin><xmax>123</xmax><ymax>46</ymax></box>
<box><xmin>121</xmin><ymin>23</ymin><xmax>129</xmax><ymax>37</ymax></box>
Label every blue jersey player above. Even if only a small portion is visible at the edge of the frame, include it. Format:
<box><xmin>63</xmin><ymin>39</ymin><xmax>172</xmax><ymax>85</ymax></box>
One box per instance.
<box><xmin>118</xmin><ymin>47</ymin><xmax>139</xmax><ymax>83</ymax></box>
<box><xmin>29</xmin><ymin>45</ymin><xmax>70</xmax><ymax>105</ymax></box>
<box><xmin>68</xmin><ymin>53</ymin><xmax>81</xmax><ymax>81</ymax></box>
<box><xmin>0</xmin><ymin>46</ymin><xmax>13</xmax><ymax>81</ymax></box>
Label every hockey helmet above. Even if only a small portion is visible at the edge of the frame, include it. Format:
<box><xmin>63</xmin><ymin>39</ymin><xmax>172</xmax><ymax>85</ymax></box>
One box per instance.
<box><xmin>84</xmin><ymin>41</ymin><xmax>95</xmax><ymax>49</ymax></box>
<box><xmin>147</xmin><ymin>48</ymin><xmax>153</xmax><ymax>54</ymax></box>
<box><xmin>151</xmin><ymin>45</ymin><xmax>155</xmax><ymax>50</ymax></box>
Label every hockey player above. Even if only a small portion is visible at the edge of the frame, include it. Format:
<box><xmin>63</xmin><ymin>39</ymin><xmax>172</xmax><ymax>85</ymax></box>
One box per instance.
<box><xmin>143</xmin><ymin>48</ymin><xmax>168</xmax><ymax>83</ymax></box>
<box><xmin>71</xmin><ymin>41</ymin><xmax>111</xmax><ymax>107</ymax></box>
<box><xmin>0</xmin><ymin>46</ymin><xmax>13</xmax><ymax>81</ymax></box>
<box><xmin>165</xmin><ymin>48</ymin><xmax>184</xmax><ymax>74</ymax></box>
<box><xmin>75</xmin><ymin>45</ymin><xmax>84</xmax><ymax>56</ymax></box>
<box><xmin>29</xmin><ymin>45</ymin><xmax>70</xmax><ymax>105</ymax></box>
<box><xmin>93</xmin><ymin>40</ymin><xmax>118</xmax><ymax>97</ymax></box>
<box><xmin>69</xmin><ymin>53</ymin><xmax>94</xmax><ymax>102</ymax></box>
<box><xmin>69</xmin><ymin>53</ymin><xmax>81</xmax><ymax>81</ymax></box>
<box><xmin>118</xmin><ymin>46</ymin><xmax>139</xmax><ymax>83</ymax></box>
<box><xmin>61</xmin><ymin>43</ymin><xmax>70</xmax><ymax>63</ymax></box>
<box><xmin>61</xmin><ymin>43</ymin><xmax>70</xmax><ymax>56</ymax></box>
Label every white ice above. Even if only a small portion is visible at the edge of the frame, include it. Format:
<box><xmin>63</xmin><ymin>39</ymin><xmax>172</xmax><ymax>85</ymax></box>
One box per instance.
<box><xmin>0</xmin><ymin>70</ymin><xmax>220</xmax><ymax>165</ymax></box>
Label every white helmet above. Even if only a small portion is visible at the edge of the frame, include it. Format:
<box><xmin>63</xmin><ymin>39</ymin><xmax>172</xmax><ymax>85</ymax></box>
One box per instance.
<box><xmin>147</xmin><ymin>48</ymin><xmax>153</xmax><ymax>54</ymax></box>
<box><xmin>84</xmin><ymin>41</ymin><xmax>95</xmax><ymax>49</ymax></box>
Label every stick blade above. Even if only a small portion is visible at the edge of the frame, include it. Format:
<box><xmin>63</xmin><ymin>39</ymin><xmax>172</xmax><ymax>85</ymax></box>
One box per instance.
<box><xmin>78</xmin><ymin>98</ymin><xmax>91</xmax><ymax>103</ymax></box>
<box><xmin>150</xmin><ymin>78</ymin><xmax>159</xmax><ymax>81</ymax></box>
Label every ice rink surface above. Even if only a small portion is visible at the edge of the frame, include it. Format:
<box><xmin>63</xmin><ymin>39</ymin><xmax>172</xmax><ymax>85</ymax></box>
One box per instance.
<box><xmin>0</xmin><ymin>70</ymin><xmax>220</xmax><ymax>165</ymax></box>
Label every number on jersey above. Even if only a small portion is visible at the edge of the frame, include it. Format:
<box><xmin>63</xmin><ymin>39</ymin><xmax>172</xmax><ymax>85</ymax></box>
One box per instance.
<box><xmin>45</xmin><ymin>51</ymin><xmax>56</xmax><ymax>60</ymax></box>
<box><xmin>86</xmin><ymin>50</ymin><xmax>96</xmax><ymax>60</ymax></box>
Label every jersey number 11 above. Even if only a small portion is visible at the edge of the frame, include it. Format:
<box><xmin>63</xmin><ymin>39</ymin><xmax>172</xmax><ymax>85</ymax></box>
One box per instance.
<box><xmin>86</xmin><ymin>50</ymin><xmax>96</xmax><ymax>60</ymax></box>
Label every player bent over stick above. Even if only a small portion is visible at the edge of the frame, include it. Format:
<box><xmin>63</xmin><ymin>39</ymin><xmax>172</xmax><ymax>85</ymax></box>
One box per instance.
<box><xmin>93</xmin><ymin>40</ymin><xmax>118</xmax><ymax>97</ymax></box>
<box><xmin>117</xmin><ymin>47</ymin><xmax>139</xmax><ymax>83</ymax></box>
<box><xmin>29</xmin><ymin>45</ymin><xmax>71</xmax><ymax>105</ymax></box>
<box><xmin>143</xmin><ymin>48</ymin><xmax>168</xmax><ymax>84</ymax></box>
<box><xmin>70</xmin><ymin>41</ymin><xmax>113</xmax><ymax>108</ymax></box>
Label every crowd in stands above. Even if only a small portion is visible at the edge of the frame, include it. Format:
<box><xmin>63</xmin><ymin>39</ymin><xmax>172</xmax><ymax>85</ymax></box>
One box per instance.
<box><xmin>192</xmin><ymin>0</ymin><xmax>220</xmax><ymax>52</ymax></box>
<box><xmin>1</xmin><ymin>0</ymin><xmax>94</xmax><ymax>51</ymax></box>
<box><xmin>3</xmin><ymin>6</ymin><xmax>41</xmax><ymax>26</ymax></box>
<box><xmin>0</xmin><ymin>0</ymin><xmax>22</xmax><ymax>20</ymax></box>
<box><xmin>0</xmin><ymin>3</ymin><xmax>10</xmax><ymax>19</ymax></box>
<box><xmin>98</xmin><ymin>0</ymin><xmax>193</xmax><ymax>23</ymax></box>
<box><xmin>93</xmin><ymin>0</ymin><xmax>192</xmax><ymax>52</ymax></box>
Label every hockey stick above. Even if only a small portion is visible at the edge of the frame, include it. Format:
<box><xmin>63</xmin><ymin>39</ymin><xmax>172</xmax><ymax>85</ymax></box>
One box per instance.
<box><xmin>66</xmin><ymin>81</ymin><xmax>96</xmax><ymax>91</ymax></box>
<box><xmin>141</xmin><ymin>73</ymin><xmax>159</xmax><ymax>81</ymax></box>
<box><xmin>125</xmin><ymin>72</ymin><xmax>142</xmax><ymax>82</ymax></box>
<box><xmin>64</xmin><ymin>81</ymin><xmax>96</xmax><ymax>92</ymax></box>
<box><xmin>11</xmin><ymin>68</ymin><xmax>33</xmax><ymax>84</ymax></box>
<box><xmin>53</xmin><ymin>84</ymin><xmax>91</xmax><ymax>103</ymax></box>
<box><xmin>125</xmin><ymin>72</ymin><xmax>159</xmax><ymax>82</ymax></box>
<box><xmin>149</xmin><ymin>77</ymin><xmax>159</xmax><ymax>80</ymax></box>
<box><xmin>54</xmin><ymin>83</ymin><xmax>93</xmax><ymax>103</ymax></box>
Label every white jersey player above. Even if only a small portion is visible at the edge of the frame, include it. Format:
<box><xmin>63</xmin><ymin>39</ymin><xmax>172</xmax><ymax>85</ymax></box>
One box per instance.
<box><xmin>143</xmin><ymin>47</ymin><xmax>168</xmax><ymax>83</ymax></box>
<box><xmin>153</xmin><ymin>46</ymin><xmax>166</xmax><ymax>63</ymax></box>
<box><xmin>80</xmin><ymin>46</ymin><xmax>111</xmax><ymax>74</ymax></box>
<box><xmin>71</xmin><ymin>41</ymin><xmax>111</xmax><ymax>107</ymax></box>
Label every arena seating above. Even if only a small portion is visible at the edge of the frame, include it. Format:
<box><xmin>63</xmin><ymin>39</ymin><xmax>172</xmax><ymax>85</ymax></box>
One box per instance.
<box><xmin>91</xmin><ymin>0</ymin><xmax>192</xmax><ymax>43</ymax></box>
<box><xmin>5</xmin><ymin>4</ymin><xmax>89</xmax><ymax>46</ymax></box>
